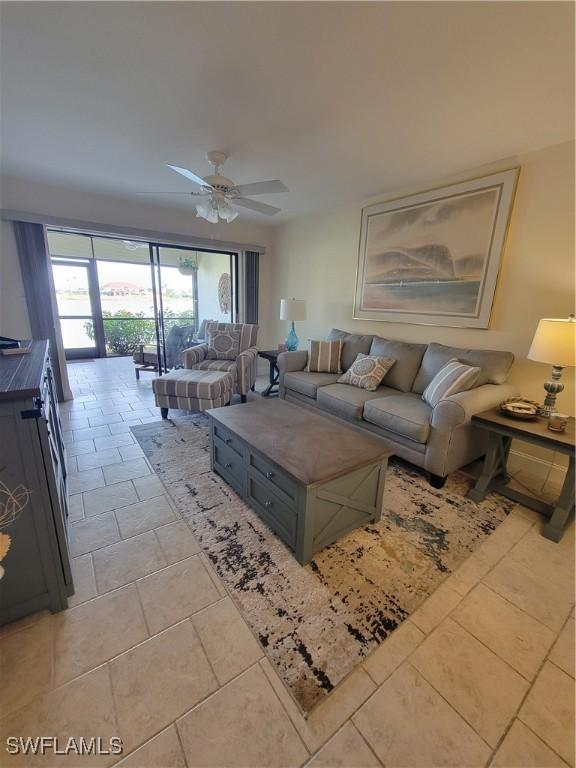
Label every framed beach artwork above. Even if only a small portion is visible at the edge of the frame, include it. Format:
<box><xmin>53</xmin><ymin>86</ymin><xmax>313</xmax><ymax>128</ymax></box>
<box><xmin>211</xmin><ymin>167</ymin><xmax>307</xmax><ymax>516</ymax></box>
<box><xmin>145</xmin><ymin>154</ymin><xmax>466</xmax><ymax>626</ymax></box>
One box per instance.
<box><xmin>353</xmin><ymin>168</ymin><xmax>519</xmax><ymax>328</ymax></box>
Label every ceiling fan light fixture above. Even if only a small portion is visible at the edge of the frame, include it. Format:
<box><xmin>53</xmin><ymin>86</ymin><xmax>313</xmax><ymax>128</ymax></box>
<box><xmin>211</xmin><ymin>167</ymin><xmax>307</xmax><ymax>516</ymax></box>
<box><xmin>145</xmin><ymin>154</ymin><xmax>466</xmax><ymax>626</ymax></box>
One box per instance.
<box><xmin>195</xmin><ymin>196</ymin><xmax>238</xmax><ymax>223</ymax></box>
<box><xmin>195</xmin><ymin>198</ymin><xmax>219</xmax><ymax>224</ymax></box>
<box><xmin>218</xmin><ymin>198</ymin><xmax>238</xmax><ymax>222</ymax></box>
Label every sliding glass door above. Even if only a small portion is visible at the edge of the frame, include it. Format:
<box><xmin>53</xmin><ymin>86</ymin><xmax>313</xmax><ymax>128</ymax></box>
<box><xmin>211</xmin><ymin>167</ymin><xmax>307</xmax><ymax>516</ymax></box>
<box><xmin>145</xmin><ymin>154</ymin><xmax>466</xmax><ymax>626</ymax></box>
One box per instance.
<box><xmin>48</xmin><ymin>230</ymin><xmax>238</xmax><ymax>369</ymax></box>
<box><xmin>52</xmin><ymin>258</ymin><xmax>100</xmax><ymax>359</ymax></box>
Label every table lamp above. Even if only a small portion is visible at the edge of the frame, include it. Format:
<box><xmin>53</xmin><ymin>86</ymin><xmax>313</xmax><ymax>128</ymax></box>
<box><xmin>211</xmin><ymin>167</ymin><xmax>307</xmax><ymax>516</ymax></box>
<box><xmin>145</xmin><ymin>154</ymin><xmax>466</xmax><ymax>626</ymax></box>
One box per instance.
<box><xmin>280</xmin><ymin>298</ymin><xmax>306</xmax><ymax>351</ymax></box>
<box><xmin>527</xmin><ymin>314</ymin><xmax>576</xmax><ymax>416</ymax></box>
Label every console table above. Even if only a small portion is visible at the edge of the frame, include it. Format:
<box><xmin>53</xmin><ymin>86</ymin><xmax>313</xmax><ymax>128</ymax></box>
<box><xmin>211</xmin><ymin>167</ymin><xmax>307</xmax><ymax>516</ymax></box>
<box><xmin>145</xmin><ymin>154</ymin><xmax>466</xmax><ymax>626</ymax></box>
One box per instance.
<box><xmin>468</xmin><ymin>409</ymin><xmax>575</xmax><ymax>542</ymax></box>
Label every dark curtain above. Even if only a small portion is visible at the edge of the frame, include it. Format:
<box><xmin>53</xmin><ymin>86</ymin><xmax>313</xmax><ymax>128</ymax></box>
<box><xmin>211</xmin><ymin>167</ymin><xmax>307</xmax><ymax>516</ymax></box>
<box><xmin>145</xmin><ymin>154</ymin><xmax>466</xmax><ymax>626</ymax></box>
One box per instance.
<box><xmin>13</xmin><ymin>221</ymin><xmax>65</xmax><ymax>401</ymax></box>
<box><xmin>245</xmin><ymin>250</ymin><xmax>259</xmax><ymax>325</ymax></box>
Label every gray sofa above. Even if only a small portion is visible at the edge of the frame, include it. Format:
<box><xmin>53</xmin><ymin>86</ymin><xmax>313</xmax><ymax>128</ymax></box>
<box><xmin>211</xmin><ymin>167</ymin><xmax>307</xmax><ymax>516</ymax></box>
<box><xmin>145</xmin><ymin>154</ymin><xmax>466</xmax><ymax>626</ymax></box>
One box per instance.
<box><xmin>278</xmin><ymin>329</ymin><xmax>519</xmax><ymax>487</ymax></box>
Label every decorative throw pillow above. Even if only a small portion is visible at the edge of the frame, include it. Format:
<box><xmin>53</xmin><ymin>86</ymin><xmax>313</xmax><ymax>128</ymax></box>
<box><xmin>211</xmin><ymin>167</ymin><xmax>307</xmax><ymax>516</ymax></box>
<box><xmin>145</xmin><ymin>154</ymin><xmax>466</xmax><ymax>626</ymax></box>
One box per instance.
<box><xmin>207</xmin><ymin>330</ymin><xmax>241</xmax><ymax>360</ymax></box>
<box><xmin>338</xmin><ymin>353</ymin><xmax>396</xmax><ymax>391</ymax></box>
<box><xmin>305</xmin><ymin>339</ymin><xmax>343</xmax><ymax>373</ymax></box>
<box><xmin>422</xmin><ymin>359</ymin><xmax>481</xmax><ymax>407</ymax></box>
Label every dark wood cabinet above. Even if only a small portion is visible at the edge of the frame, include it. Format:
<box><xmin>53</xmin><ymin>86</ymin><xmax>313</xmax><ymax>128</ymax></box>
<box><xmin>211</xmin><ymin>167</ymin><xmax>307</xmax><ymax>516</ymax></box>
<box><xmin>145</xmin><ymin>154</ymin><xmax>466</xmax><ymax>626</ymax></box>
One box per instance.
<box><xmin>0</xmin><ymin>340</ymin><xmax>73</xmax><ymax>624</ymax></box>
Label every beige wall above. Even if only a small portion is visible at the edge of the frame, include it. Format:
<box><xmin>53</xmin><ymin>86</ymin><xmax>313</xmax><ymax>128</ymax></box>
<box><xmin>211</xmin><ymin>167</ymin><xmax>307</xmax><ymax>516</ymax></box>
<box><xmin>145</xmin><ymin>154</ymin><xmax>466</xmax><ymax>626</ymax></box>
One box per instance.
<box><xmin>0</xmin><ymin>220</ymin><xmax>31</xmax><ymax>339</ymax></box>
<box><xmin>269</xmin><ymin>141</ymin><xmax>575</xmax><ymax>477</ymax></box>
<box><xmin>0</xmin><ymin>177</ymin><xmax>274</xmax><ymax>341</ymax></box>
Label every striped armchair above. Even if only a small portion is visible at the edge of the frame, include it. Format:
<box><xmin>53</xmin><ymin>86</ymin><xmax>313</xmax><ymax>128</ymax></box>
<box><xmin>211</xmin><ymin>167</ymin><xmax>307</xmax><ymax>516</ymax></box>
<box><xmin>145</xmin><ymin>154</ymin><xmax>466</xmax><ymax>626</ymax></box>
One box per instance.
<box><xmin>182</xmin><ymin>322</ymin><xmax>258</xmax><ymax>401</ymax></box>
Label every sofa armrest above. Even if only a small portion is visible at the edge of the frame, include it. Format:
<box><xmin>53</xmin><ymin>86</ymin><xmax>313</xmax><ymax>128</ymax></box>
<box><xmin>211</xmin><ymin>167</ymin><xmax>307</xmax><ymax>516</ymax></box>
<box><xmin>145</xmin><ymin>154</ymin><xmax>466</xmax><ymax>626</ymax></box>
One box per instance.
<box><xmin>182</xmin><ymin>343</ymin><xmax>208</xmax><ymax>368</ymax></box>
<box><xmin>237</xmin><ymin>346</ymin><xmax>259</xmax><ymax>395</ymax></box>
<box><xmin>278</xmin><ymin>350</ymin><xmax>308</xmax><ymax>398</ymax></box>
<box><xmin>431</xmin><ymin>383</ymin><xmax>520</xmax><ymax>431</ymax></box>
<box><xmin>278</xmin><ymin>350</ymin><xmax>308</xmax><ymax>375</ymax></box>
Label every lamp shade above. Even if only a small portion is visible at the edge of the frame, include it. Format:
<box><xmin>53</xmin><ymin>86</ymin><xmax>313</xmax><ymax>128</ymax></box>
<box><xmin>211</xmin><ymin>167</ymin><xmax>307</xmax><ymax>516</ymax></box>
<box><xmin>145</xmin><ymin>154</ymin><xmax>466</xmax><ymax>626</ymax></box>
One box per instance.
<box><xmin>280</xmin><ymin>298</ymin><xmax>306</xmax><ymax>322</ymax></box>
<box><xmin>528</xmin><ymin>316</ymin><xmax>576</xmax><ymax>367</ymax></box>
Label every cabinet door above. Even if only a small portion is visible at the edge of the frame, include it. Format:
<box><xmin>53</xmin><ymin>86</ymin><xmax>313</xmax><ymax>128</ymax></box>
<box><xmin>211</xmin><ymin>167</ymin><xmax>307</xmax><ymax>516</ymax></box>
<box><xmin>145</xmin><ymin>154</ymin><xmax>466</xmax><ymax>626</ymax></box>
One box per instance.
<box><xmin>0</xmin><ymin>412</ymin><xmax>62</xmax><ymax>620</ymax></box>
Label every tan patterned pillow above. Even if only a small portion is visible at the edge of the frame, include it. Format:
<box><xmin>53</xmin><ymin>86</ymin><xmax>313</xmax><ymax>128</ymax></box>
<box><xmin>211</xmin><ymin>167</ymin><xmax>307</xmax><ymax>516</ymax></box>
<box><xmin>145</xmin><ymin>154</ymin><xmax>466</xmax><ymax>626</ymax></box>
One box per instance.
<box><xmin>306</xmin><ymin>339</ymin><xmax>343</xmax><ymax>373</ymax></box>
<box><xmin>338</xmin><ymin>353</ymin><xmax>396</xmax><ymax>391</ymax></box>
<box><xmin>207</xmin><ymin>330</ymin><xmax>241</xmax><ymax>360</ymax></box>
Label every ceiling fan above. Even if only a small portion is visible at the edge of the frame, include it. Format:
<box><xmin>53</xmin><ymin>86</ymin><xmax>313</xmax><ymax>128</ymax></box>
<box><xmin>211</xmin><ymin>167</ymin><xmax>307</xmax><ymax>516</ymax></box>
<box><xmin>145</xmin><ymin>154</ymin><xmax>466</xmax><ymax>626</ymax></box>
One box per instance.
<box><xmin>137</xmin><ymin>151</ymin><xmax>288</xmax><ymax>223</ymax></box>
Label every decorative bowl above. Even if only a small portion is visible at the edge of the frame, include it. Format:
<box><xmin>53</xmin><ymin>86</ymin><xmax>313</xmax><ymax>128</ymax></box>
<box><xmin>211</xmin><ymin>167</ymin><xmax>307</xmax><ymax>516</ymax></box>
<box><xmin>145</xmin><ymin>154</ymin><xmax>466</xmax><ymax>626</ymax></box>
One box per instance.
<box><xmin>499</xmin><ymin>398</ymin><xmax>540</xmax><ymax>420</ymax></box>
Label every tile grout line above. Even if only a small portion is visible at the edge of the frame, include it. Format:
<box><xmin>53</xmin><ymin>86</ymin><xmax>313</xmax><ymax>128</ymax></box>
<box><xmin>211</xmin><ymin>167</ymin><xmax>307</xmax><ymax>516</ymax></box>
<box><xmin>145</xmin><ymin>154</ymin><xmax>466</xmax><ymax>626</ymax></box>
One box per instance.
<box><xmin>399</xmin><ymin>660</ymin><xmax>494</xmax><ymax>754</ymax></box>
<box><xmin>481</xmin><ymin>609</ymin><xmax>576</xmax><ymax>768</ymax></box>
<box><xmin>259</xmin><ymin>656</ymin><xmax>374</xmax><ymax>755</ymax></box>
<box><xmin>361</xmin><ymin>619</ymin><xmax>428</xmax><ymax>688</ymax></box>
<box><xmin>350</xmin><ymin>720</ymin><xmax>386</xmax><ymax>767</ymax></box>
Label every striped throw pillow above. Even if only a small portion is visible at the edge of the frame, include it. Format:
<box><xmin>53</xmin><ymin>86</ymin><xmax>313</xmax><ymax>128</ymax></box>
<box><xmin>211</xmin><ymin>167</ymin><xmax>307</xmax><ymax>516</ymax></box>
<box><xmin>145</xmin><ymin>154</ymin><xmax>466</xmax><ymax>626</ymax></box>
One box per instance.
<box><xmin>306</xmin><ymin>339</ymin><xmax>343</xmax><ymax>373</ymax></box>
<box><xmin>338</xmin><ymin>353</ymin><xmax>396</xmax><ymax>391</ymax></box>
<box><xmin>422</xmin><ymin>359</ymin><xmax>481</xmax><ymax>407</ymax></box>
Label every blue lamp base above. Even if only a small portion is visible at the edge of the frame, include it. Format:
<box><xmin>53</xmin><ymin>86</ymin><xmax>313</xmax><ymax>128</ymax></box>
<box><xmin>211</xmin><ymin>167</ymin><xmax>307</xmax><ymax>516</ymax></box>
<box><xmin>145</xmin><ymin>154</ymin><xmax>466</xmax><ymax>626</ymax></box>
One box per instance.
<box><xmin>285</xmin><ymin>321</ymin><xmax>299</xmax><ymax>351</ymax></box>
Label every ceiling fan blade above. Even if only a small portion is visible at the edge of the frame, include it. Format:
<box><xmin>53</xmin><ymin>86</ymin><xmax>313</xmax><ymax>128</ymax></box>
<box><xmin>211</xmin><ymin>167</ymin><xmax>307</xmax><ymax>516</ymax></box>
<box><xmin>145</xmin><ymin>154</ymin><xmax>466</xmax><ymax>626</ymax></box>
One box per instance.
<box><xmin>234</xmin><ymin>197</ymin><xmax>281</xmax><ymax>216</ymax></box>
<box><xmin>136</xmin><ymin>191</ymin><xmax>211</xmax><ymax>197</ymax></box>
<box><xmin>166</xmin><ymin>164</ymin><xmax>211</xmax><ymax>188</ymax></box>
<box><xmin>233</xmin><ymin>180</ymin><xmax>288</xmax><ymax>196</ymax></box>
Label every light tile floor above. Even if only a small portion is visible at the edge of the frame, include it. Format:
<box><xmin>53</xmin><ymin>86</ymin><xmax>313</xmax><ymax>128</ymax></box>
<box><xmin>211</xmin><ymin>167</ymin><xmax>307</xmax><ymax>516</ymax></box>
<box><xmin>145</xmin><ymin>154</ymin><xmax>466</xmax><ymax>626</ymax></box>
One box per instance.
<box><xmin>0</xmin><ymin>356</ymin><xmax>574</xmax><ymax>767</ymax></box>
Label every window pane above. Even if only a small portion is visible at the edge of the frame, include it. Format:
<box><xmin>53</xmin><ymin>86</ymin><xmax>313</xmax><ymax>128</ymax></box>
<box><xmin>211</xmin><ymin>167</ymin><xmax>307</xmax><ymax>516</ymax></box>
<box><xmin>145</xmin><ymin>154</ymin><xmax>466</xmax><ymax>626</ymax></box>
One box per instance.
<box><xmin>97</xmin><ymin>260</ymin><xmax>154</xmax><ymax>316</ymax></box>
<box><xmin>96</xmin><ymin>260</ymin><xmax>156</xmax><ymax>356</ymax></box>
<box><xmin>102</xmin><ymin>316</ymin><xmax>156</xmax><ymax>357</ymax></box>
<box><xmin>157</xmin><ymin>262</ymin><xmax>195</xmax><ymax>330</ymax></box>
<box><xmin>59</xmin><ymin>319</ymin><xmax>95</xmax><ymax>349</ymax></box>
<box><xmin>47</xmin><ymin>231</ymin><xmax>92</xmax><ymax>259</ymax></box>
<box><xmin>52</xmin><ymin>262</ymin><xmax>92</xmax><ymax>317</ymax></box>
<box><xmin>92</xmin><ymin>237</ymin><xmax>150</xmax><ymax>264</ymax></box>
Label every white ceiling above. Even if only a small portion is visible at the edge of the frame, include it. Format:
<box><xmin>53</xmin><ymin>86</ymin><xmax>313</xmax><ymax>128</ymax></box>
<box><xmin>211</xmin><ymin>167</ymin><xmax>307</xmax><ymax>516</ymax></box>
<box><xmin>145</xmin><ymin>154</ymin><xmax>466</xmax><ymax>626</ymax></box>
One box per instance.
<box><xmin>1</xmin><ymin>1</ymin><xmax>573</xmax><ymax>223</ymax></box>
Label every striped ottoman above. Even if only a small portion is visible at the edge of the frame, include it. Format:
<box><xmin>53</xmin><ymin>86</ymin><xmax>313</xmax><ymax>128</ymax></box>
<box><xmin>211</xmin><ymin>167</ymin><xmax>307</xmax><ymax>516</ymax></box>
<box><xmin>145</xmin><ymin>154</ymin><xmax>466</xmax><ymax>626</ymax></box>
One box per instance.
<box><xmin>153</xmin><ymin>369</ymin><xmax>234</xmax><ymax>418</ymax></box>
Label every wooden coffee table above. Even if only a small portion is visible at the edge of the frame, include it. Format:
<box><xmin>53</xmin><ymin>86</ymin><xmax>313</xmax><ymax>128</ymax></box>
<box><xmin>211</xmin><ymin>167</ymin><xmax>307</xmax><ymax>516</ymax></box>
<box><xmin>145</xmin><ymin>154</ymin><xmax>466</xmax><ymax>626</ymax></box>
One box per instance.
<box><xmin>207</xmin><ymin>399</ymin><xmax>393</xmax><ymax>564</ymax></box>
<box><xmin>468</xmin><ymin>408</ymin><xmax>575</xmax><ymax>542</ymax></box>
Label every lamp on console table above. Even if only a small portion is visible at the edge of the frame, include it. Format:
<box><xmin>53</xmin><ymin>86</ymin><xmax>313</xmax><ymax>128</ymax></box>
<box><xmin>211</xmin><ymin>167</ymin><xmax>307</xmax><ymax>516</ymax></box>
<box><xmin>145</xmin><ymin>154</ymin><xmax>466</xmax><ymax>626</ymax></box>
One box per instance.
<box><xmin>528</xmin><ymin>314</ymin><xmax>576</xmax><ymax>416</ymax></box>
<box><xmin>280</xmin><ymin>298</ymin><xmax>306</xmax><ymax>352</ymax></box>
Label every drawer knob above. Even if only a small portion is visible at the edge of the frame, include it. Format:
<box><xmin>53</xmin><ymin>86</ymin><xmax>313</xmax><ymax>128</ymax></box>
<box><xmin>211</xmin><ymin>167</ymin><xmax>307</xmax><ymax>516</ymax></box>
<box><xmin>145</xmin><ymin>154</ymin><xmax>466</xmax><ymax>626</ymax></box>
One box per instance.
<box><xmin>225</xmin><ymin>438</ymin><xmax>232</xmax><ymax>444</ymax></box>
<box><xmin>264</xmin><ymin>500</ymin><xmax>272</xmax><ymax>508</ymax></box>
<box><xmin>225</xmin><ymin>462</ymin><xmax>232</xmax><ymax>469</ymax></box>
<box><xmin>266</xmin><ymin>471</ymin><xmax>274</xmax><ymax>479</ymax></box>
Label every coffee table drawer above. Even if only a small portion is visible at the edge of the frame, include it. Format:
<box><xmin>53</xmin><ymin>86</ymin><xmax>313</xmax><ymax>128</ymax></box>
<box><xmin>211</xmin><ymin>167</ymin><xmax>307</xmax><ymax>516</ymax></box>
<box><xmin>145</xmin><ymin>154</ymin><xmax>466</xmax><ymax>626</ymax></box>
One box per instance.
<box><xmin>212</xmin><ymin>422</ymin><xmax>244</xmax><ymax>459</ymax></box>
<box><xmin>247</xmin><ymin>474</ymin><xmax>297</xmax><ymax>549</ymax></box>
<box><xmin>248</xmin><ymin>451</ymin><xmax>297</xmax><ymax>506</ymax></box>
<box><xmin>213</xmin><ymin>437</ymin><xmax>244</xmax><ymax>486</ymax></box>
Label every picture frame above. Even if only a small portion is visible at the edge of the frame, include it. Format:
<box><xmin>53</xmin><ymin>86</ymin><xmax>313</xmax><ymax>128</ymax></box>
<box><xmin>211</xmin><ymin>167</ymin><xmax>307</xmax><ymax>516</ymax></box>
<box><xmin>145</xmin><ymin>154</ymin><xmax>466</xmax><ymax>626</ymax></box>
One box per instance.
<box><xmin>353</xmin><ymin>168</ymin><xmax>520</xmax><ymax>328</ymax></box>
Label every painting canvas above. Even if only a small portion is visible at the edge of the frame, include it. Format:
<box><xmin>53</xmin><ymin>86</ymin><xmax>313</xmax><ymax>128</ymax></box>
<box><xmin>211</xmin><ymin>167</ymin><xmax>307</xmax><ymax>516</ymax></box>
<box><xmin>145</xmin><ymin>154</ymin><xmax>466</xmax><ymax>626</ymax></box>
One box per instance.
<box><xmin>354</xmin><ymin>168</ymin><xmax>519</xmax><ymax>328</ymax></box>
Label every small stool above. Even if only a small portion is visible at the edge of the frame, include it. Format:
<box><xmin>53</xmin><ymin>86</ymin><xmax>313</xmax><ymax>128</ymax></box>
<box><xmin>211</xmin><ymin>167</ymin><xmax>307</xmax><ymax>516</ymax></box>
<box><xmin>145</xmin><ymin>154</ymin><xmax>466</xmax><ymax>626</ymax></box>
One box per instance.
<box><xmin>153</xmin><ymin>369</ymin><xmax>234</xmax><ymax>418</ymax></box>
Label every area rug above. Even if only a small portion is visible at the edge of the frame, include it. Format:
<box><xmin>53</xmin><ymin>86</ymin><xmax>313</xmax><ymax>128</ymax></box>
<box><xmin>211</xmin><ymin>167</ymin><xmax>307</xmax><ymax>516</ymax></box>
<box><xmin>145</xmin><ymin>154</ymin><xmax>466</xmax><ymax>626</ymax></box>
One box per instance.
<box><xmin>132</xmin><ymin>414</ymin><xmax>513</xmax><ymax>713</ymax></box>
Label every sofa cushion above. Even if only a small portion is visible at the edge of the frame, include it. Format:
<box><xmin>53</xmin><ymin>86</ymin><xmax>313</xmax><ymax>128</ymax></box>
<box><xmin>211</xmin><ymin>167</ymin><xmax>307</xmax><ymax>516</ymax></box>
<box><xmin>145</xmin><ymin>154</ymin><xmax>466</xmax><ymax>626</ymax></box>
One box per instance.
<box><xmin>284</xmin><ymin>371</ymin><xmax>340</xmax><ymax>399</ymax></box>
<box><xmin>363</xmin><ymin>394</ymin><xmax>432</xmax><ymax>444</ymax></box>
<box><xmin>369</xmin><ymin>338</ymin><xmax>427</xmax><ymax>393</ymax></box>
<box><xmin>422</xmin><ymin>360</ymin><xmax>480</xmax><ymax>407</ymax></box>
<box><xmin>338</xmin><ymin>353</ymin><xmax>396</xmax><ymax>391</ymax></box>
<box><xmin>317</xmin><ymin>383</ymin><xmax>397</xmax><ymax>420</ymax></box>
<box><xmin>306</xmin><ymin>339</ymin><xmax>343</xmax><ymax>373</ymax></box>
<box><xmin>412</xmin><ymin>342</ymin><xmax>514</xmax><ymax>393</ymax></box>
<box><xmin>327</xmin><ymin>329</ymin><xmax>374</xmax><ymax>371</ymax></box>
<box><xmin>205</xmin><ymin>322</ymin><xmax>258</xmax><ymax>352</ymax></box>
<box><xmin>207</xmin><ymin>329</ymin><xmax>241</xmax><ymax>360</ymax></box>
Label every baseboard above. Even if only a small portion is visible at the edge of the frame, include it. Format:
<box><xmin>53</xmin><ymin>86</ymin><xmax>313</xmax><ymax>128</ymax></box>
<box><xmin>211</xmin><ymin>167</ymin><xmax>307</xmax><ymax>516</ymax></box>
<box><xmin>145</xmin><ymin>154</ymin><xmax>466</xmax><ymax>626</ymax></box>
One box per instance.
<box><xmin>507</xmin><ymin>448</ymin><xmax>567</xmax><ymax>488</ymax></box>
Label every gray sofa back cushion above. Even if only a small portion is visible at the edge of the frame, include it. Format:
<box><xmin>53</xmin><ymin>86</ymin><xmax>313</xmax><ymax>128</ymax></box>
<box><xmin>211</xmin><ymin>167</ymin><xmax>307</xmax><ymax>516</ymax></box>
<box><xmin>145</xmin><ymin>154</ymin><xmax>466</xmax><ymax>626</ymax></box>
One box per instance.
<box><xmin>412</xmin><ymin>342</ymin><xmax>514</xmax><ymax>394</ymax></box>
<box><xmin>327</xmin><ymin>328</ymin><xmax>373</xmax><ymax>371</ymax></box>
<box><xmin>369</xmin><ymin>337</ymin><xmax>427</xmax><ymax>392</ymax></box>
